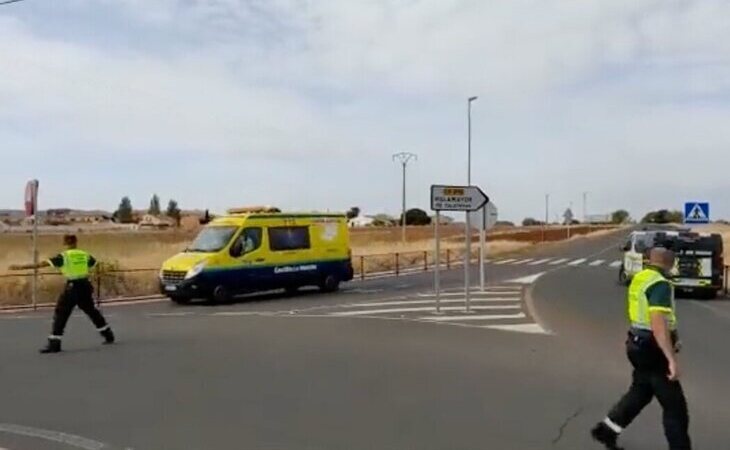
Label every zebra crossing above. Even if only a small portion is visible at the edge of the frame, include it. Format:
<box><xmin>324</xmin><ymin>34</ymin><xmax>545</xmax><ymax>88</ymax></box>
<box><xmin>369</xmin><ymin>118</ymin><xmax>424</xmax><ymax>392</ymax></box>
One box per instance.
<box><xmin>290</xmin><ymin>286</ymin><xmax>548</xmax><ymax>334</ymax></box>
<box><xmin>488</xmin><ymin>256</ymin><xmax>622</xmax><ymax>269</ymax></box>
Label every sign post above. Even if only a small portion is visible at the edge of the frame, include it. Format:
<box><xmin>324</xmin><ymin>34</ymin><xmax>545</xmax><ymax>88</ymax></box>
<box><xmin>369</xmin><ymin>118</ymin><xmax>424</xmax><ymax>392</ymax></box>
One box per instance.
<box><xmin>470</xmin><ymin>203</ymin><xmax>498</xmax><ymax>292</ymax></box>
<box><xmin>434</xmin><ymin>211</ymin><xmax>441</xmax><ymax>313</ymax></box>
<box><xmin>431</xmin><ymin>185</ymin><xmax>489</xmax><ymax>313</ymax></box>
<box><xmin>25</xmin><ymin>180</ymin><xmax>39</xmax><ymax>310</ymax></box>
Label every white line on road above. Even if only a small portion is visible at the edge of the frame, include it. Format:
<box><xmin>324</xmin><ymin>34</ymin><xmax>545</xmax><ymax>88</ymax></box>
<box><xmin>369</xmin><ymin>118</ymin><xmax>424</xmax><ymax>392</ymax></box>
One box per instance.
<box><xmin>417</xmin><ymin>291</ymin><xmax>521</xmax><ymax>298</ymax></box>
<box><xmin>529</xmin><ymin>258</ymin><xmax>552</xmax><ymax>265</ymax></box>
<box><xmin>548</xmin><ymin>258</ymin><xmax>570</xmax><ymax>265</ymax></box>
<box><xmin>0</xmin><ymin>424</ymin><xmax>110</xmax><ymax>450</ymax></box>
<box><xmin>568</xmin><ymin>258</ymin><xmax>587</xmax><ymax>266</ymax></box>
<box><xmin>482</xmin><ymin>323</ymin><xmax>549</xmax><ymax>334</ymax></box>
<box><xmin>493</xmin><ymin>258</ymin><xmax>518</xmax><ymax>265</ymax></box>
<box><xmin>345</xmin><ymin>299</ymin><xmax>522</xmax><ymax>308</ymax></box>
<box><xmin>589</xmin><ymin>260</ymin><xmax>605</xmax><ymax>267</ymax></box>
<box><xmin>419</xmin><ymin>313</ymin><xmax>526</xmax><ymax>321</ymax></box>
<box><xmin>146</xmin><ymin>312</ymin><xmax>196</xmax><ymax>317</ymax></box>
<box><xmin>330</xmin><ymin>305</ymin><xmax>522</xmax><ymax>316</ymax></box>
<box><xmin>511</xmin><ymin>258</ymin><xmax>534</xmax><ymax>265</ymax></box>
<box><xmin>609</xmin><ymin>260</ymin><xmax>622</xmax><ymax>268</ymax></box>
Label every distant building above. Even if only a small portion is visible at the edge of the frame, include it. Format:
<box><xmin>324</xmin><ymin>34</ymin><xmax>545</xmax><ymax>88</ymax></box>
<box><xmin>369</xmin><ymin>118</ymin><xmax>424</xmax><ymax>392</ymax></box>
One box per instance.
<box><xmin>139</xmin><ymin>214</ymin><xmax>174</xmax><ymax>229</ymax></box>
<box><xmin>349</xmin><ymin>216</ymin><xmax>376</xmax><ymax>227</ymax></box>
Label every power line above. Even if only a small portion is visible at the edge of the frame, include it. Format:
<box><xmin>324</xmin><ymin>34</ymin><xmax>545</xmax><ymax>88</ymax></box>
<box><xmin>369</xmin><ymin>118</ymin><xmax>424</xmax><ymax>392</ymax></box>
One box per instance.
<box><xmin>0</xmin><ymin>0</ymin><xmax>28</xmax><ymax>6</ymax></box>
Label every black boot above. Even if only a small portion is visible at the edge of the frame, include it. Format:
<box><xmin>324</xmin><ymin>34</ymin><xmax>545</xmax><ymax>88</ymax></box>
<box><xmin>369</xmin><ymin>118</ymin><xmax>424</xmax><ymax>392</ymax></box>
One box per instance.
<box><xmin>100</xmin><ymin>327</ymin><xmax>115</xmax><ymax>344</ymax></box>
<box><xmin>39</xmin><ymin>338</ymin><xmax>62</xmax><ymax>354</ymax></box>
<box><xmin>591</xmin><ymin>423</ymin><xmax>624</xmax><ymax>450</ymax></box>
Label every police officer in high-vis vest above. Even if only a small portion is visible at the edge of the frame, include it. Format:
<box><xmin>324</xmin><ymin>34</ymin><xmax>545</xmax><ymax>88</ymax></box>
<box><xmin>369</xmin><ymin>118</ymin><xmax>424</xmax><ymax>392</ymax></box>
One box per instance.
<box><xmin>9</xmin><ymin>234</ymin><xmax>115</xmax><ymax>354</ymax></box>
<box><xmin>592</xmin><ymin>247</ymin><xmax>691</xmax><ymax>450</ymax></box>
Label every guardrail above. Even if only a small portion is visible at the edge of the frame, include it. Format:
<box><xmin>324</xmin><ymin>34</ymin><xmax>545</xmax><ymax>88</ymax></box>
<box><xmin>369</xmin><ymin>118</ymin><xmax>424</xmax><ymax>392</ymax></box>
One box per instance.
<box><xmin>0</xmin><ymin>249</ymin><xmax>477</xmax><ymax>310</ymax></box>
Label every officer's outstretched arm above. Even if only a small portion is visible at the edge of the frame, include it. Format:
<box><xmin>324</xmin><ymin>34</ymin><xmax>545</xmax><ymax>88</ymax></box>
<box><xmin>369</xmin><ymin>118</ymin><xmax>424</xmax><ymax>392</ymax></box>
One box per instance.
<box><xmin>8</xmin><ymin>261</ymin><xmax>51</xmax><ymax>271</ymax></box>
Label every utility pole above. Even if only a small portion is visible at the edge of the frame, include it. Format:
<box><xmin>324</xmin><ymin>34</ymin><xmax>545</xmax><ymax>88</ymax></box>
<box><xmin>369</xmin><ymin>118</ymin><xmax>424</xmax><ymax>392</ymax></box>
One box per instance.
<box><xmin>582</xmin><ymin>191</ymin><xmax>588</xmax><ymax>222</ymax></box>
<box><xmin>543</xmin><ymin>193</ymin><xmax>550</xmax><ymax>242</ymax></box>
<box><xmin>465</xmin><ymin>96</ymin><xmax>478</xmax><ymax>312</ymax></box>
<box><xmin>392</xmin><ymin>152</ymin><xmax>417</xmax><ymax>244</ymax></box>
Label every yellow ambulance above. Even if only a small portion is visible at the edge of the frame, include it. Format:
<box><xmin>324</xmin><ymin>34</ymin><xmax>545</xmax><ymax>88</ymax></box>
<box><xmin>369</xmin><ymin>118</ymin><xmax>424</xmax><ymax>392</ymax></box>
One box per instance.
<box><xmin>159</xmin><ymin>208</ymin><xmax>354</xmax><ymax>304</ymax></box>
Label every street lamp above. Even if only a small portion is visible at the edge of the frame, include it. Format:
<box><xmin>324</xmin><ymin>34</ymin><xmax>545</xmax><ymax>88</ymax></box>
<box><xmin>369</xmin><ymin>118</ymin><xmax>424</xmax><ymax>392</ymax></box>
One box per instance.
<box><xmin>393</xmin><ymin>152</ymin><xmax>417</xmax><ymax>244</ymax></box>
<box><xmin>465</xmin><ymin>96</ymin><xmax>478</xmax><ymax>310</ymax></box>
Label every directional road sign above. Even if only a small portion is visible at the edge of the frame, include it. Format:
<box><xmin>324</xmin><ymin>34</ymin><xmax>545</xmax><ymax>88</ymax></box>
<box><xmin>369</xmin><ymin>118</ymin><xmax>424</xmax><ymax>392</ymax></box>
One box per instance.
<box><xmin>431</xmin><ymin>185</ymin><xmax>489</xmax><ymax>212</ymax></box>
<box><xmin>684</xmin><ymin>202</ymin><xmax>710</xmax><ymax>224</ymax></box>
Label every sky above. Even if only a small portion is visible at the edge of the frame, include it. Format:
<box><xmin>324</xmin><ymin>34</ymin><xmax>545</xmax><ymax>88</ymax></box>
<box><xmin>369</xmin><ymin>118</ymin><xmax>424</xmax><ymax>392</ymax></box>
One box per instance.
<box><xmin>2</xmin><ymin>0</ymin><xmax>730</xmax><ymax>222</ymax></box>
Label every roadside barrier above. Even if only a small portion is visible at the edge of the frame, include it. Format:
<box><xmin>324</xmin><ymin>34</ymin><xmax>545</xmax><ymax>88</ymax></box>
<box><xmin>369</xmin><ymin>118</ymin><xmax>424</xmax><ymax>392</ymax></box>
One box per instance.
<box><xmin>0</xmin><ymin>249</ymin><xmax>476</xmax><ymax>310</ymax></box>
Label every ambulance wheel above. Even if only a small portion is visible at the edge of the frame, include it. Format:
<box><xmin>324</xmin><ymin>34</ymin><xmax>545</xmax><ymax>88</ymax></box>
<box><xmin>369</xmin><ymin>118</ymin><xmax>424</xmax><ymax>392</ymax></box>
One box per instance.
<box><xmin>618</xmin><ymin>268</ymin><xmax>629</xmax><ymax>286</ymax></box>
<box><xmin>209</xmin><ymin>285</ymin><xmax>232</xmax><ymax>304</ymax></box>
<box><xmin>320</xmin><ymin>275</ymin><xmax>340</xmax><ymax>293</ymax></box>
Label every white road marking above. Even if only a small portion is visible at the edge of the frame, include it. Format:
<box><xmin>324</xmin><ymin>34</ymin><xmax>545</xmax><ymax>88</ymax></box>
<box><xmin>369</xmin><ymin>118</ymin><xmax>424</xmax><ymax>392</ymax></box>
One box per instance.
<box><xmin>330</xmin><ymin>305</ymin><xmax>522</xmax><ymax>316</ymax></box>
<box><xmin>609</xmin><ymin>260</ymin><xmax>623</xmax><ymax>268</ymax></box>
<box><xmin>211</xmin><ymin>311</ymin><xmax>276</xmax><ymax>317</ymax></box>
<box><xmin>417</xmin><ymin>291</ymin><xmax>521</xmax><ymax>298</ymax></box>
<box><xmin>589</xmin><ymin>259</ymin><xmax>605</xmax><ymax>267</ymax></box>
<box><xmin>146</xmin><ymin>312</ymin><xmax>196</xmax><ymax>317</ymax></box>
<box><xmin>493</xmin><ymin>258</ymin><xmax>518</xmax><ymax>265</ymax></box>
<box><xmin>568</xmin><ymin>258</ymin><xmax>587</xmax><ymax>266</ymax></box>
<box><xmin>548</xmin><ymin>258</ymin><xmax>570</xmax><ymax>265</ymax></box>
<box><xmin>506</xmin><ymin>272</ymin><xmax>546</xmax><ymax>285</ymax></box>
<box><xmin>528</xmin><ymin>258</ymin><xmax>552</xmax><ymax>265</ymax></box>
<box><xmin>419</xmin><ymin>313</ymin><xmax>526</xmax><ymax>321</ymax></box>
<box><xmin>0</xmin><ymin>423</ymin><xmax>110</xmax><ymax>450</ymax></box>
<box><xmin>511</xmin><ymin>258</ymin><xmax>534</xmax><ymax>265</ymax></box>
<box><xmin>346</xmin><ymin>298</ymin><xmax>521</xmax><ymax>308</ymax></box>
<box><xmin>482</xmin><ymin>323</ymin><xmax>549</xmax><ymax>334</ymax></box>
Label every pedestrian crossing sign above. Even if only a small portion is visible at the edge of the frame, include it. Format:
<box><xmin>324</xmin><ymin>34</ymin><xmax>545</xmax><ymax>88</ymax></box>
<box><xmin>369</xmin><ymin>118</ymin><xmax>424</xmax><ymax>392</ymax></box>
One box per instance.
<box><xmin>684</xmin><ymin>202</ymin><xmax>710</xmax><ymax>224</ymax></box>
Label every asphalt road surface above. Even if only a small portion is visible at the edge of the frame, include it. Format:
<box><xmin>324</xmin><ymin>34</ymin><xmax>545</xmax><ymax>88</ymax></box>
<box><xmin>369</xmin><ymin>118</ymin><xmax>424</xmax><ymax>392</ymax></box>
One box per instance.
<box><xmin>1</xmin><ymin>228</ymin><xmax>728</xmax><ymax>449</ymax></box>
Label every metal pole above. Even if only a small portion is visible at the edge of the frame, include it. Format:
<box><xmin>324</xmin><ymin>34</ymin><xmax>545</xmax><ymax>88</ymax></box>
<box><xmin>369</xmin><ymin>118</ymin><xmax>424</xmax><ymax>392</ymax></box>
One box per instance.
<box><xmin>479</xmin><ymin>207</ymin><xmax>486</xmax><ymax>291</ymax></box>
<box><xmin>392</xmin><ymin>152</ymin><xmax>417</xmax><ymax>244</ymax></box>
<box><xmin>582</xmin><ymin>191</ymin><xmax>587</xmax><ymax>222</ymax></box>
<box><xmin>31</xmin><ymin>180</ymin><xmax>38</xmax><ymax>311</ymax></box>
<box><xmin>465</xmin><ymin>96</ymin><xmax>477</xmax><ymax>312</ymax></box>
<box><xmin>401</xmin><ymin>161</ymin><xmax>406</xmax><ymax>244</ymax></box>
<box><xmin>435</xmin><ymin>211</ymin><xmax>441</xmax><ymax>313</ymax></box>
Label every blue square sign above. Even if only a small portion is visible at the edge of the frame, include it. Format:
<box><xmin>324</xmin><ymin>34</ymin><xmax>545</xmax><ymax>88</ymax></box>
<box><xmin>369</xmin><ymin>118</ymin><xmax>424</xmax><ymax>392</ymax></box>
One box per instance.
<box><xmin>684</xmin><ymin>202</ymin><xmax>710</xmax><ymax>224</ymax></box>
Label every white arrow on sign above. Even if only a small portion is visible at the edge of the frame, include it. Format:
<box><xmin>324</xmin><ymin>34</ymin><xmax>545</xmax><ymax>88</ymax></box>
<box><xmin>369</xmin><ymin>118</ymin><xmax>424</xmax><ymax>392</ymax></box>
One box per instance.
<box><xmin>431</xmin><ymin>185</ymin><xmax>489</xmax><ymax>212</ymax></box>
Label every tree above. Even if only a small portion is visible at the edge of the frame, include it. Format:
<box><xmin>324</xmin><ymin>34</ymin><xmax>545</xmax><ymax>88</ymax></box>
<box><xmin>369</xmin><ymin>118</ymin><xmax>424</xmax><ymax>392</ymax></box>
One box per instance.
<box><xmin>641</xmin><ymin>209</ymin><xmax>683</xmax><ymax>224</ymax></box>
<box><xmin>400</xmin><ymin>208</ymin><xmax>431</xmax><ymax>226</ymax></box>
<box><xmin>148</xmin><ymin>194</ymin><xmax>161</xmax><ymax>216</ymax></box>
<box><xmin>611</xmin><ymin>209</ymin><xmax>631</xmax><ymax>224</ymax></box>
<box><xmin>115</xmin><ymin>197</ymin><xmax>133</xmax><ymax>224</ymax></box>
<box><xmin>166</xmin><ymin>199</ymin><xmax>182</xmax><ymax>226</ymax></box>
<box><xmin>522</xmin><ymin>217</ymin><xmax>544</xmax><ymax>227</ymax></box>
<box><xmin>346</xmin><ymin>206</ymin><xmax>361</xmax><ymax>220</ymax></box>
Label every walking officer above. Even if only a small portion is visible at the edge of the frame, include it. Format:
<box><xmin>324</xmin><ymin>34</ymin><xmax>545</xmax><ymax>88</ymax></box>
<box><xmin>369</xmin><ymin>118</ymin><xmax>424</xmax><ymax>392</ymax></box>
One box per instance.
<box><xmin>591</xmin><ymin>247</ymin><xmax>691</xmax><ymax>450</ymax></box>
<box><xmin>9</xmin><ymin>234</ymin><xmax>115</xmax><ymax>353</ymax></box>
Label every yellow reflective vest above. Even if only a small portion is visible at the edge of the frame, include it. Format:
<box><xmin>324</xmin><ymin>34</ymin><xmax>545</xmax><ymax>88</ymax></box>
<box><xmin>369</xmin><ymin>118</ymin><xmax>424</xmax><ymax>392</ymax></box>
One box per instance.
<box><xmin>627</xmin><ymin>267</ymin><xmax>677</xmax><ymax>330</ymax></box>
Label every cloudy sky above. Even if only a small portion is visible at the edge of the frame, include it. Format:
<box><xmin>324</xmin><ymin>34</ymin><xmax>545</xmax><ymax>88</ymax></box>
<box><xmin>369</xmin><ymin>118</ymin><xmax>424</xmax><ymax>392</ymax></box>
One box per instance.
<box><xmin>2</xmin><ymin>0</ymin><xmax>730</xmax><ymax>222</ymax></box>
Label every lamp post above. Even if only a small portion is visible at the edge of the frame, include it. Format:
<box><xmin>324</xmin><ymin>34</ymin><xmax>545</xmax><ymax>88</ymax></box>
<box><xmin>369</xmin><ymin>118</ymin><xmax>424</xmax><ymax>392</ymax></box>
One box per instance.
<box><xmin>465</xmin><ymin>96</ymin><xmax>478</xmax><ymax>311</ymax></box>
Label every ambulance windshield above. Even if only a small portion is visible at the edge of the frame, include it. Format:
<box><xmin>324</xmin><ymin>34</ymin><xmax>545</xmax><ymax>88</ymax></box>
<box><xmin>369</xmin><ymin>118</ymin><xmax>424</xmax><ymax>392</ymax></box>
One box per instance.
<box><xmin>187</xmin><ymin>226</ymin><xmax>238</xmax><ymax>253</ymax></box>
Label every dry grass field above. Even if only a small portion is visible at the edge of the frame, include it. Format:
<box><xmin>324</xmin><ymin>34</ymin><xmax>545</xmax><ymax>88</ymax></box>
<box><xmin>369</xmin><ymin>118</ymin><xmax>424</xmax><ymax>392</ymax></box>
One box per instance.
<box><xmin>0</xmin><ymin>225</ymin><xmax>615</xmax><ymax>306</ymax></box>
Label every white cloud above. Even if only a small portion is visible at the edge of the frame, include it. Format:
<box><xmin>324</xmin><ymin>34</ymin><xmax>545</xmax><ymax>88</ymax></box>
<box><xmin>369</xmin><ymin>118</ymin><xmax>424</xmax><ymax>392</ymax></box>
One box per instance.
<box><xmin>2</xmin><ymin>1</ymin><xmax>730</xmax><ymax>220</ymax></box>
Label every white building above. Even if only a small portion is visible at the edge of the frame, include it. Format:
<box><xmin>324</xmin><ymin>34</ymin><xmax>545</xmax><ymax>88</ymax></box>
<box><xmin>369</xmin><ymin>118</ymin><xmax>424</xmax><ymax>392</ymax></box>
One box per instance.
<box><xmin>348</xmin><ymin>216</ymin><xmax>376</xmax><ymax>227</ymax></box>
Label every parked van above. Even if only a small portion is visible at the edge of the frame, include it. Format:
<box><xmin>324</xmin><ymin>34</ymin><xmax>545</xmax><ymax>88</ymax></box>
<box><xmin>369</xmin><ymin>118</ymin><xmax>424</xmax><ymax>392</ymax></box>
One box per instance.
<box><xmin>619</xmin><ymin>229</ymin><xmax>724</xmax><ymax>298</ymax></box>
<box><xmin>160</xmin><ymin>209</ymin><xmax>354</xmax><ymax>304</ymax></box>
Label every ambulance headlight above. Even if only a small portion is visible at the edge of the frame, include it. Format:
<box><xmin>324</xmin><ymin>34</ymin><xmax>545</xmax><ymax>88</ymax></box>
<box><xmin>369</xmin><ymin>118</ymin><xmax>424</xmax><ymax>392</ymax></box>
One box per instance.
<box><xmin>186</xmin><ymin>261</ymin><xmax>207</xmax><ymax>280</ymax></box>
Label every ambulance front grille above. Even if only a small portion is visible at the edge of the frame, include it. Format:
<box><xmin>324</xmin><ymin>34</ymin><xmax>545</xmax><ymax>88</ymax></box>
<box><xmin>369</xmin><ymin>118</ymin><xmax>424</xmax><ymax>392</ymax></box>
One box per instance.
<box><xmin>162</xmin><ymin>270</ymin><xmax>187</xmax><ymax>285</ymax></box>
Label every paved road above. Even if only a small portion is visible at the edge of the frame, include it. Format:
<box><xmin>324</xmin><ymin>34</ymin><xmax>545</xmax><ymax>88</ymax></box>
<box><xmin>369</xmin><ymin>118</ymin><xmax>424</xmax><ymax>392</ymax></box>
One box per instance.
<box><xmin>1</xmin><ymin>228</ymin><xmax>727</xmax><ymax>449</ymax></box>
